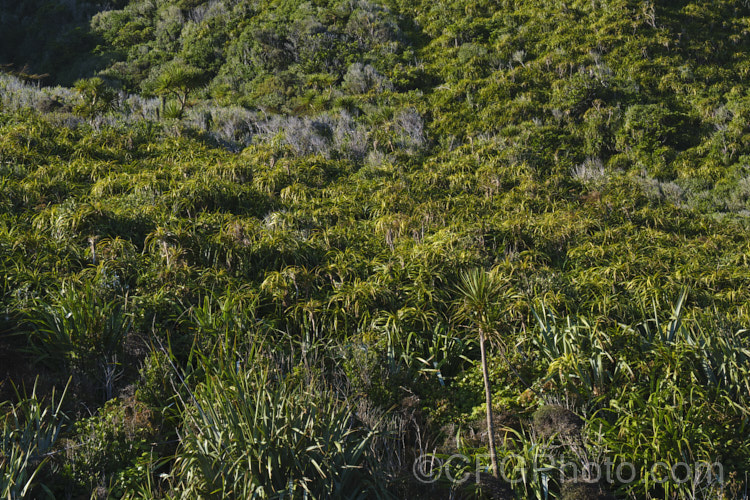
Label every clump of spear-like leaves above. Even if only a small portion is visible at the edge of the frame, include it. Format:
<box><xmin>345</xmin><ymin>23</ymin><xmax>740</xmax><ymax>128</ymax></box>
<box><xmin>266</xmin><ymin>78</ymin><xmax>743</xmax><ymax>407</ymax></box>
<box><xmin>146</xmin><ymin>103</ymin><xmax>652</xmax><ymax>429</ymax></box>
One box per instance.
<box><xmin>524</xmin><ymin>292</ymin><xmax>750</xmax><ymax>499</ymax></box>
<box><xmin>27</xmin><ymin>279</ymin><xmax>132</xmax><ymax>400</ymax></box>
<box><xmin>153</xmin><ymin>349</ymin><xmax>390</xmax><ymax>499</ymax></box>
<box><xmin>628</xmin><ymin>290</ymin><xmax>750</xmax><ymax>401</ymax></box>
<box><xmin>1</xmin><ymin>380</ymin><xmax>68</xmax><ymax>499</ymax></box>
<box><xmin>529</xmin><ymin>305</ymin><xmax>620</xmax><ymax>398</ymax></box>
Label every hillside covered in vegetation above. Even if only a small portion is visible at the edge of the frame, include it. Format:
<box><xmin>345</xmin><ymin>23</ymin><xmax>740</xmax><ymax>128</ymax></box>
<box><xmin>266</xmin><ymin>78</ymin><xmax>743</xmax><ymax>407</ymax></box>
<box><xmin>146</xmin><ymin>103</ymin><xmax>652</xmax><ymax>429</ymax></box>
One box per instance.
<box><xmin>1</xmin><ymin>0</ymin><xmax>750</xmax><ymax>498</ymax></box>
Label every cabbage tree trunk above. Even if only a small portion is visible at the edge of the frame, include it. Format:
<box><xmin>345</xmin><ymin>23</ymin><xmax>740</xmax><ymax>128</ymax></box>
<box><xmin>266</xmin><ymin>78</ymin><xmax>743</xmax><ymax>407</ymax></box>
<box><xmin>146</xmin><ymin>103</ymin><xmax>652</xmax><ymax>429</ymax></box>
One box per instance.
<box><xmin>479</xmin><ymin>326</ymin><xmax>499</xmax><ymax>478</ymax></box>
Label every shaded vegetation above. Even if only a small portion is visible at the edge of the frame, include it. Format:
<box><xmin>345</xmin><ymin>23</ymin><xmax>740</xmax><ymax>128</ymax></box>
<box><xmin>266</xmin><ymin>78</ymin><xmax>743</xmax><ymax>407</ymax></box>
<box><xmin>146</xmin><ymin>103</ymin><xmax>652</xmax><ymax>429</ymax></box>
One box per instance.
<box><xmin>1</xmin><ymin>0</ymin><xmax>750</xmax><ymax>498</ymax></box>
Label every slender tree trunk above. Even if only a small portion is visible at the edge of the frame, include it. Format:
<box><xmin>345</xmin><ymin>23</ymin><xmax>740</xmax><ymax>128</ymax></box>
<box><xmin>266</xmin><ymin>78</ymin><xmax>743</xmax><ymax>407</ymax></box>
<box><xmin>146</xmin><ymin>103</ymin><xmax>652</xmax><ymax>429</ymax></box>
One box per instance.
<box><xmin>479</xmin><ymin>327</ymin><xmax>499</xmax><ymax>478</ymax></box>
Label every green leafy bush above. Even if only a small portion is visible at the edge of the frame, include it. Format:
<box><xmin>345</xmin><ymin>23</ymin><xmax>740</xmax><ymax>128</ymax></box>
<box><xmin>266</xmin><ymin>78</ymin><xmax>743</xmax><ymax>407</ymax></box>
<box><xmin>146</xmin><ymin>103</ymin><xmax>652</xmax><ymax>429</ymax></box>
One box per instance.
<box><xmin>59</xmin><ymin>396</ymin><xmax>155</xmax><ymax>497</ymax></box>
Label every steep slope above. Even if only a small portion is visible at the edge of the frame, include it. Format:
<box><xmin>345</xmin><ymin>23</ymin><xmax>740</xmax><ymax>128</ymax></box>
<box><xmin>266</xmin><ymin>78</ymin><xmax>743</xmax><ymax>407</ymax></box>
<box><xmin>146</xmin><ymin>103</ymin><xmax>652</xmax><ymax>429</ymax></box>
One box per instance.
<box><xmin>1</xmin><ymin>1</ymin><xmax>750</xmax><ymax>498</ymax></box>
